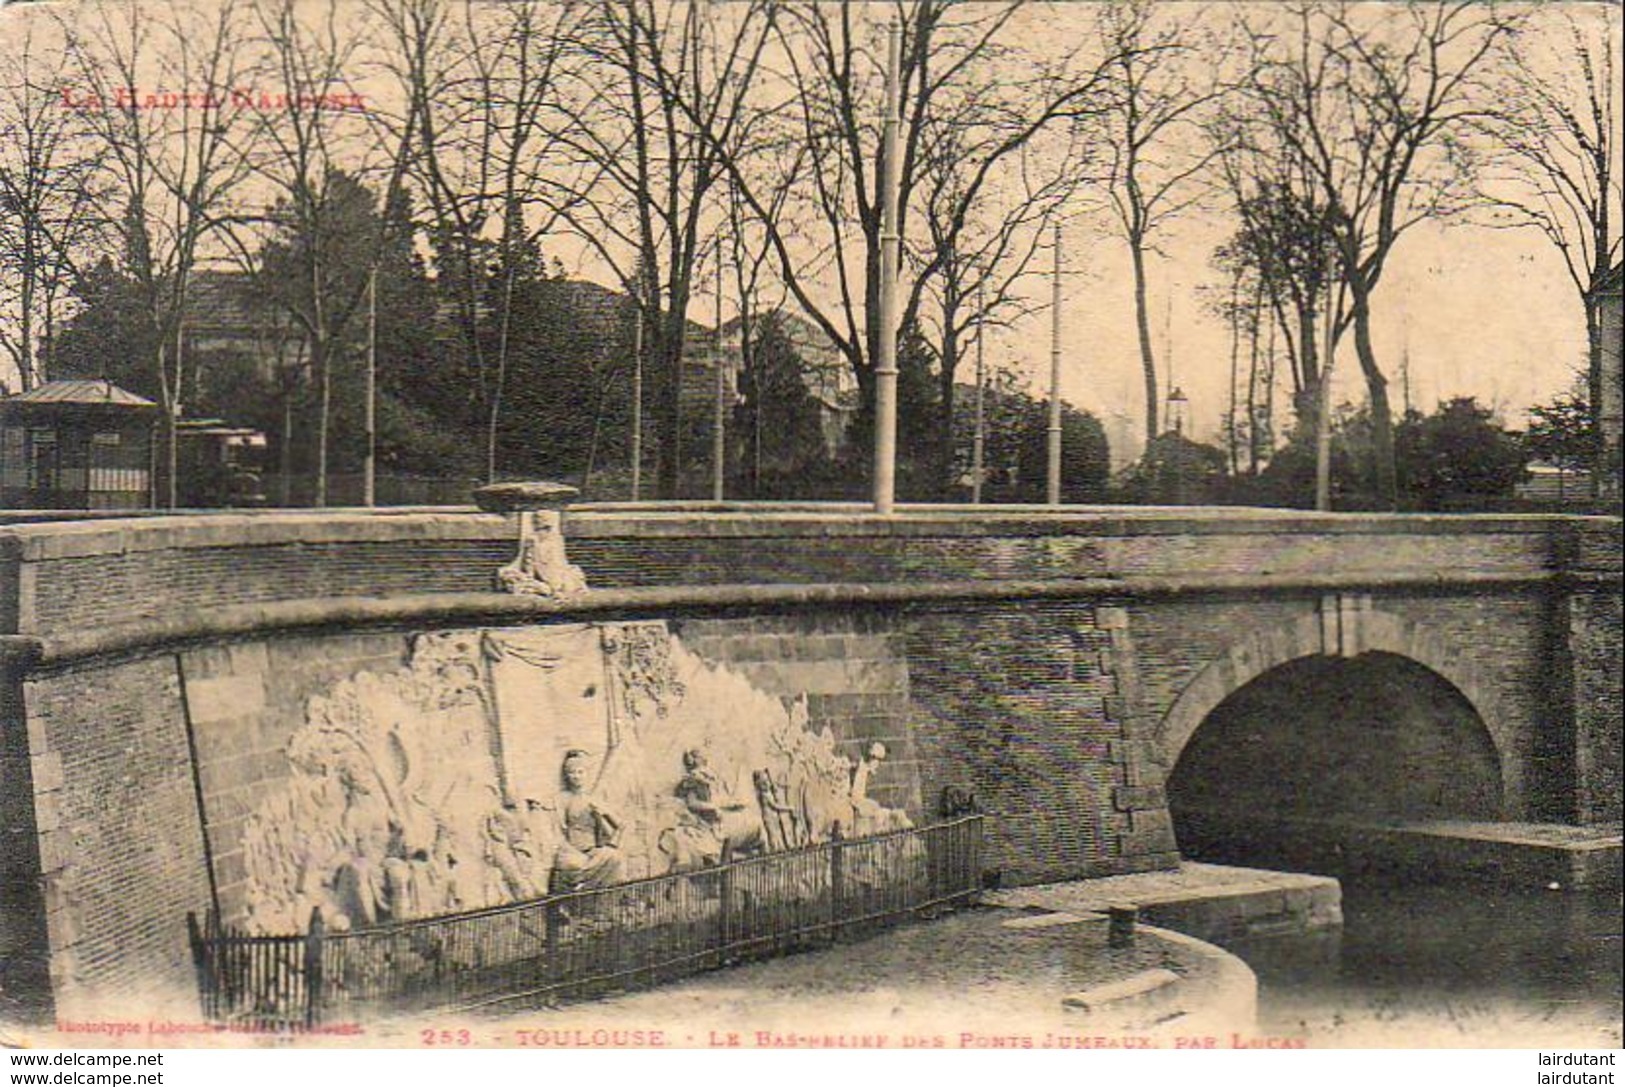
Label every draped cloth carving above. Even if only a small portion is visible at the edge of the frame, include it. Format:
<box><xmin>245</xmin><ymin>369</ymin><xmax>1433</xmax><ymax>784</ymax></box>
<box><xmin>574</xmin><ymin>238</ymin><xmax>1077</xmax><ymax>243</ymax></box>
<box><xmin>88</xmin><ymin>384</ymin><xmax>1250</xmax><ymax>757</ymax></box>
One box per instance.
<box><xmin>238</xmin><ymin>621</ymin><xmax>911</xmax><ymax>933</ymax></box>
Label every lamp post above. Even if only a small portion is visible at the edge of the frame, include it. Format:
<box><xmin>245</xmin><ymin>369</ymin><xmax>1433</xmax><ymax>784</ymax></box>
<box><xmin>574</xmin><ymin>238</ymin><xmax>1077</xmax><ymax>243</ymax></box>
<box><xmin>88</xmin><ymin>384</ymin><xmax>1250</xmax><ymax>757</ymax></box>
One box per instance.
<box><xmin>872</xmin><ymin>20</ymin><xmax>903</xmax><ymax>514</ymax></box>
<box><xmin>1166</xmin><ymin>386</ymin><xmax>1188</xmax><ymax>504</ymax></box>
<box><xmin>1047</xmin><ymin>222</ymin><xmax>1063</xmax><ymax>506</ymax></box>
<box><xmin>1166</xmin><ymin>386</ymin><xmax>1188</xmax><ymax>437</ymax></box>
<box><xmin>972</xmin><ymin>280</ymin><xmax>986</xmax><ymax>505</ymax></box>
<box><xmin>364</xmin><ymin>266</ymin><xmax>377</xmax><ymax>508</ymax></box>
<box><xmin>712</xmin><ymin>251</ymin><xmax>726</xmax><ymax>502</ymax></box>
<box><xmin>630</xmin><ymin>294</ymin><xmax>643</xmax><ymax>502</ymax></box>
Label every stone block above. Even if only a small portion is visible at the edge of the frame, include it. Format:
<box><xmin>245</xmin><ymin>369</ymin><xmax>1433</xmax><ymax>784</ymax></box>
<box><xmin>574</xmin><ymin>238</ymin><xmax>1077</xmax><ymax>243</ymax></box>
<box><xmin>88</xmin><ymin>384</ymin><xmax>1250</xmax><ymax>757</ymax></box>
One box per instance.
<box><xmin>1062</xmin><ymin>968</ymin><xmax>1178</xmax><ymax>1011</ymax></box>
<box><xmin>1119</xmin><ymin>827</ymin><xmax>1176</xmax><ymax>859</ymax></box>
<box><xmin>1113</xmin><ymin>784</ymin><xmax>1166</xmax><ymax>812</ymax></box>
<box><xmin>23</xmin><ymin>705</ymin><xmax>52</xmax><ymax>757</ymax></box>
<box><xmin>31</xmin><ymin>750</ymin><xmax>64</xmax><ymax>793</ymax></box>
<box><xmin>185</xmin><ymin>672</ymin><xmax>268</xmax><ymax>725</ymax></box>
<box><xmin>1128</xmin><ymin>808</ymin><xmax>1173</xmax><ymax>837</ymax></box>
<box><xmin>33</xmin><ymin>790</ymin><xmax>61</xmax><ymax>833</ymax></box>
<box><xmin>37</xmin><ymin>827</ymin><xmax>73</xmax><ymax>872</ymax></box>
<box><xmin>1096</xmin><ymin>607</ymin><xmax>1130</xmax><ymax>631</ymax></box>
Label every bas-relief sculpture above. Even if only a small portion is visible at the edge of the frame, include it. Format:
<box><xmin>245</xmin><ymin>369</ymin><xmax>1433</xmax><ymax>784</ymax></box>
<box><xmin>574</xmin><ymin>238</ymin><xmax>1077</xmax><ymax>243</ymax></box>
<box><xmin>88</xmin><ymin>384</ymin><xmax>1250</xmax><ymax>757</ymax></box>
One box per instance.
<box><xmin>237</xmin><ymin>621</ymin><xmax>912</xmax><ymax>934</ymax></box>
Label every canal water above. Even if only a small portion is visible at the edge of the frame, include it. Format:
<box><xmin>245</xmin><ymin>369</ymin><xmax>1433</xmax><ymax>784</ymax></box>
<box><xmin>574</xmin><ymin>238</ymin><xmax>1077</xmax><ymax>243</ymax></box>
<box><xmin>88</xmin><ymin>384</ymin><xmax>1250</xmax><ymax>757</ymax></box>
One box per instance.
<box><xmin>1228</xmin><ymin>878</ymin><xmax>1624</xmax><ymax>1048</ymax></box>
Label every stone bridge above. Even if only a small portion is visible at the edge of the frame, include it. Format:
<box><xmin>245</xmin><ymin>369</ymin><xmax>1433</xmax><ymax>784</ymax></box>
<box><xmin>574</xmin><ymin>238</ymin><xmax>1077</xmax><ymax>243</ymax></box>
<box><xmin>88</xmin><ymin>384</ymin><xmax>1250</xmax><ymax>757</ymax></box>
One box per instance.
<box><xmin>0</xmin><ymin>505</ymin><xmax>1618</xmax><ymax>1017</ymax></box>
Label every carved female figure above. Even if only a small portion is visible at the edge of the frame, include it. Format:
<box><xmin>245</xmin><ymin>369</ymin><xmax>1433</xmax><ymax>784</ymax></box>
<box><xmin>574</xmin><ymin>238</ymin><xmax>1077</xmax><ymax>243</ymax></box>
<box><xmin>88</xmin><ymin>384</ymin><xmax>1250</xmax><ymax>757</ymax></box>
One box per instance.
<box><xmin>548</xmin><ymin>750</ymin><xmax>624</xmax><ymax>893</ymax></box>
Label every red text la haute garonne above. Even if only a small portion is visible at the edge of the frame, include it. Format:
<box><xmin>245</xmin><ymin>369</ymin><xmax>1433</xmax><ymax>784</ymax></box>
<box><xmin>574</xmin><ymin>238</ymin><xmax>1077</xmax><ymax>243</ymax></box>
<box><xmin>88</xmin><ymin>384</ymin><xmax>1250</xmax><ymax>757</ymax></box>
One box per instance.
<box><xmin>59</xmin><ymin>86</ymin><xmax>368</xmax><ymax>111</ymax></box>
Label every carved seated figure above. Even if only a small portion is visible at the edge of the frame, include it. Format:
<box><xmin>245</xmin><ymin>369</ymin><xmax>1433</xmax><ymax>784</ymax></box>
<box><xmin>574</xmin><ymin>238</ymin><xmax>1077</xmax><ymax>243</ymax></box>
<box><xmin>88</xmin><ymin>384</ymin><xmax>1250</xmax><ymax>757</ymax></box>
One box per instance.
<box><xmin>548</xmin><ymin>750</ymin><xmax>624</xmax><ymax>894</ymax></box>
<box><xmin>849</xmin><ymin>742</ymin><xmax>913</xmax><ymax>837</ymax></box>
<box><xmin>496</xmin><ymin>510</ymin><xmax>587</xmax><ymax>598</ymax></box>
<box><xmin>658</xmin><ymin>749</ymin><xmax>763</xmax><ymax>872</ymax></box>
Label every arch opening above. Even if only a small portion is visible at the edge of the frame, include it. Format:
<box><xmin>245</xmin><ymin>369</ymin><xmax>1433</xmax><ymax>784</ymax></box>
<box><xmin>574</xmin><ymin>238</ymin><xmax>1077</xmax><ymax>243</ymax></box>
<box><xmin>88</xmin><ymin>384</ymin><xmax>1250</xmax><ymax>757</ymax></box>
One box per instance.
<box><xmin>1167</xmin><ymin>651</ymin><xmax>1503</xmax><ymax>873</ymax></box>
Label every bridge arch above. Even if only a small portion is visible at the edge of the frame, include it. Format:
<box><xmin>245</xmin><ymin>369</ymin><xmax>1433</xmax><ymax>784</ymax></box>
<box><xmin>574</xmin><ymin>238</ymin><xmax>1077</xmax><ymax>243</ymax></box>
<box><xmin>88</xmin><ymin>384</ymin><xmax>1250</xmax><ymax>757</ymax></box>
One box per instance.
<box><xmin>1157</xmin><ymin>600</ymin><xmax>1517</xmax><ymax>817</ymax></box>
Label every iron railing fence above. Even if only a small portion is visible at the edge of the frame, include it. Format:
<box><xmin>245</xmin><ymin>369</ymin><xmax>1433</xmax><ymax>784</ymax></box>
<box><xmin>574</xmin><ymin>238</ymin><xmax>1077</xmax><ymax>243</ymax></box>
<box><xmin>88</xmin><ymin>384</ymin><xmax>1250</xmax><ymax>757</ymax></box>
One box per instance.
<box><xmin>188</xmin><ymin>815</ymin><xmax>983</xmax><ymax>1028</ymax></box>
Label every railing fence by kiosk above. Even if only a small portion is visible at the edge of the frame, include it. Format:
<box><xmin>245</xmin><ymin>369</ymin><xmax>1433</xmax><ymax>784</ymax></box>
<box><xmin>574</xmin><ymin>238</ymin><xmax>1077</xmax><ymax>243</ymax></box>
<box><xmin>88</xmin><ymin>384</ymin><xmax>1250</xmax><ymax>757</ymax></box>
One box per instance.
<box><xmin>188</xmin><ymin>815</ymin><xmax>984</xmax><ymax>1027</ymax></box>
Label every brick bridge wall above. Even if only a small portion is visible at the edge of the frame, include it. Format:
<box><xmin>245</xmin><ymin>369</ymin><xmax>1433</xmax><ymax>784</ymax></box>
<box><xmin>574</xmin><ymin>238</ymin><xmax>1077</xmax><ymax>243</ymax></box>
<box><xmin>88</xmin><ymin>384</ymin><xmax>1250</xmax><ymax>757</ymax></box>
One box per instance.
<box><xmin>0</xmin><ymin>507</ymin><xmax>1618</xmax><ymax>1018</ymax></box>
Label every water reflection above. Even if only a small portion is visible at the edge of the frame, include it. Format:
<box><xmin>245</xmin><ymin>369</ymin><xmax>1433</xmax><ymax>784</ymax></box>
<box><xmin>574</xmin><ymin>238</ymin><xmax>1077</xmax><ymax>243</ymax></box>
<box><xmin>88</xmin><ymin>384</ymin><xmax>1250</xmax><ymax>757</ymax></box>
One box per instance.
<box><xmin>1228</xmin><ymin>879</ymin><xmax>1623</xmax><ymax>1048</ymax></box>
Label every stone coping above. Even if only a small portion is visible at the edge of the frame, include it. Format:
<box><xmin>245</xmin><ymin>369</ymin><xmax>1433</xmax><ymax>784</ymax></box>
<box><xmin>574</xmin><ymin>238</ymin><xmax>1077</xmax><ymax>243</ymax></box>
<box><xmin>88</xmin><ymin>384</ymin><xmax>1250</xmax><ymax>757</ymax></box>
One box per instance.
<box><xmin>0</xmin><ymin>568</ymin><xmax>1583</xmax><ymax>666</ymax></box>
<box><xmin>0</xmin><ymin>504</ymin><xmax>1617</xmax><ymax>562</ymax></box>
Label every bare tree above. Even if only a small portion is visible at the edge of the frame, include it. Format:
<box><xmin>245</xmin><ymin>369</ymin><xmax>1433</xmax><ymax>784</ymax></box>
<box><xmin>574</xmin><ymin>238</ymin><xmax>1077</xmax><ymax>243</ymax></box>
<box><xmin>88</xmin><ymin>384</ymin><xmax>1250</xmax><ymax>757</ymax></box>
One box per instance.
<box><xmin>1475</xmin><ymin>5</ymin><xmax>1622</xmax><ymax>496</ymax></box>
<box><xmin>227</xmin><ymin>0</ymin><xmax>401</xmax><ymax>506</ymax></box>
<box><xmin>1212</xmin><ymin>136</ymin><xmax>1337</xmax><ymax>435</ymax></box>
<box><xmin>724</xmin><ymin>166</ymin><xmax>794</xmax><ymax>497</ymax></box>
<box><xmin>57</xmin><ymin>0</ymin><xmax>258</xmax><ymax>507</ymax></box>
<box><xmin>1097</xmin><ymin>0</ymin><xmax>1228</xmax><ymax>451</ymax></box>
<box><xmin>915</xmin><ymin>123</ymin><xmax>1088</xmax><ymax>492</ymax></box>
<box><xmin>1235</xmin><ymin>1</ymin><xmax>1515</xmax><ymax>508</ymax></box>
<box><xmin>710</xmin><ymin>2</ymin><xmax>1114</xmax><ymax>473</ymax></box>
<box><xmin>544</xmin><ymin>0</ymin><xmax>778</xmax><ymax>499</ymax></box>
<box><xmin>384</xmin><ymin>0</ymin><xmax>590</xmax><ymax>486</ymax></box>
<box><xmin>0</xmin><ymin>20</ymin><xmax>106</xmax><ymax>392</ymax></box>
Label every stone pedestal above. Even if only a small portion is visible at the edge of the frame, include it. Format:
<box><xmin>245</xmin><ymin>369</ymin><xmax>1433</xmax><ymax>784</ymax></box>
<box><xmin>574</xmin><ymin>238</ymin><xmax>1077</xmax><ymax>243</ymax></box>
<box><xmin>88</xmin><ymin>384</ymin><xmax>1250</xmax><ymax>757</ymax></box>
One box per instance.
<box><xmin>474</xmin><ymin>482</ymin><xmax>587</xmax><ymax>598</ymax></box>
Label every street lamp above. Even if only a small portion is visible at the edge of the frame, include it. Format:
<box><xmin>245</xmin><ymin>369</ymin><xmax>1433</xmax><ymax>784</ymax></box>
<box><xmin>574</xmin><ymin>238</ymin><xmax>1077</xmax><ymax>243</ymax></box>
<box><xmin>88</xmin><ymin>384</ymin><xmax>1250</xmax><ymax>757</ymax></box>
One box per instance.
<box><xmin>1166</xmin><ymin>386</ymin><xmax>1188</xmax><ymax>437</ymax></box>
<box><xmin>1166</xmin><ymin>386</ymin><xmax>1189</xmax><ymax>505</ymax></box>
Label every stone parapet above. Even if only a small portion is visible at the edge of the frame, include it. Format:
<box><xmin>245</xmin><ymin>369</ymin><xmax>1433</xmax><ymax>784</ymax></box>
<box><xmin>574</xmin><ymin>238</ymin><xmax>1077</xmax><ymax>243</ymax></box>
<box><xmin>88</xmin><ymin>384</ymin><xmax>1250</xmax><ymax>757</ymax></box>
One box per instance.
<box><xmin>0</xmin><ymin>506</ymin><xmax>1615</xmax><ymax>641</ymax></box>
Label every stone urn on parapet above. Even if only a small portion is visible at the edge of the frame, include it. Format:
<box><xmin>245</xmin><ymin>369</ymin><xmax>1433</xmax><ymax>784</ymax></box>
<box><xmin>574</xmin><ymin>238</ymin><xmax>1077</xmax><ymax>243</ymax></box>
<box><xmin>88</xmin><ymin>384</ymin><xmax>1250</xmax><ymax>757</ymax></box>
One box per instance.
<box><xmin>474</xmin><ymin>481</ymin><xmax>588</xmax><ymax>598</ymax></box>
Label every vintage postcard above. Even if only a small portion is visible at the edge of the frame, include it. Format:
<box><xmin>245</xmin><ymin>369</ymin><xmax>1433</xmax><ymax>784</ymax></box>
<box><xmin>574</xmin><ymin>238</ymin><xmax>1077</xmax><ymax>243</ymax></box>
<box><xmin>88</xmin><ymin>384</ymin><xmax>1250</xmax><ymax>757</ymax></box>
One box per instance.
<box><xmin>0</xmin><ymin>0</ymin><xmax>1620</xmax><ymax>1061</ymax></box>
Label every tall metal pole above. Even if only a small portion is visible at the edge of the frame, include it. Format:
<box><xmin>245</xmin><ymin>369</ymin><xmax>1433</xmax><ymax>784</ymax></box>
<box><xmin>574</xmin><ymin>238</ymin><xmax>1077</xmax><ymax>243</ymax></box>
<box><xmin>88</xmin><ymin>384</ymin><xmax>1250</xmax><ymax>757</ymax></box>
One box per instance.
<box><xmin>1314</xmin><ymin>251</ymin><xmax>1337</xmax><ymax>512</ymax></box>
<box><xmin>1163</xmin><ymin>287</ymin><xmax>1174</xmax><ymax>431</ymax></box>
<box><xmin>363</xmin><ymin>266</ymin><xmax>377</xmax><ymax>508</ymax></box>
<box><xmin>1047</xmin><ymin>222</ymin><xmax>1063</xmax><ymax>506</ymax></box>
<box><xmin>631</xmin><ymin>300</ymin><xmax>643</xmax><ymax>502</ymax></box>
<box><xmin>972</xmin><ymin>280</ymin><xmax>986</xmax><ymax>505</ymax></box>
<box><xmin>872</xmin><ymin>20</ymin><xmax>903</xmax><ymax>514</ymax></box>
<box><xmin>712</xmin><ymin>251</ymin><xmax>726</xmax><ymax>502</ymax></box>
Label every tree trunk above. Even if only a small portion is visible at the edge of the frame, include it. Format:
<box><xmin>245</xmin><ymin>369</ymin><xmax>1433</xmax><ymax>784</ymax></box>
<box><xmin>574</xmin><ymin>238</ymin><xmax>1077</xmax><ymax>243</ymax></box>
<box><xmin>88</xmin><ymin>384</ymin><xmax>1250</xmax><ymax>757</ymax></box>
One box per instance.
<box><xmin>936</xmin><ymin>325</ymin><xmax>960</xmax><ymax>498</ymax></box>
<box><xmin>1296</xmin><ymin>301</ymin><xmax>1320</xmax><ymax>439</ymax></box>
<box><xmin>1350</xmin><ymin>284</ymin><xmax>1396</xmax><ymax>509</ymax></box>
<box><xmin>1247</xmin><ymin>278</ymin><xmax>1263</xmax><ymax>476</ymax></box>
<box><xmin>314</xmin><ymin>339</ymin><xmax>330</xmax><ymax>507</ymax></box>
<box><xmin>1585</xmin><ymin>301</ymin><xmax>1605</xmax><ymax>500</ymax></box>
<box><xmin>164</xmin><ymin>406</ymin><xmax>179</xmax><ymax>510</ymax></box>
<box><xmin>1263</xmin><ymin>315</ymin><xmax>1277</xmax><ymax>472</ymax></box>
<box><xmin>17</xmin><ymin>259</ymin><xmax>35</xmax><ymax>390</ymax></box>
<box><xmin>1130</xmin><ymin>240</ymin><xmax>1158</xmax><ymax>451</ymax></box>
<box><xmin>280</xmin><ymin>392</ymin><xmax>294</xmax><ymax>507</ymax></box>
<box><xmin>582</xmin><ymin>379</ymin><xmax>607</xmax><ymax>495</ymax></box>
<box><xmin>156</xmin><ymin>337</ymin><xmax>179</xmax><ymax>509</ymax></box>
<box><xmin>1226</xmin><ymin>276</ymin><xmax>1240</xmax><ymax>476</ymax></box>
<box><xmin>487</xmin><ymin>262</ymin><xmax>519</xmax><ymax>485</ymax></box>
<box><xmin>656</xmin><ymin>320</ymin><xmax>684</xmax><ymax>500</ymax></box>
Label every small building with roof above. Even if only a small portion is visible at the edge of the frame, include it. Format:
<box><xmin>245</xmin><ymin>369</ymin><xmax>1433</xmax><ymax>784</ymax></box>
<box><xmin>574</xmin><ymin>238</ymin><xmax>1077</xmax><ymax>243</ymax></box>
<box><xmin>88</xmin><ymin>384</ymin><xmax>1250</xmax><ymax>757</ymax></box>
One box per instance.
<box><xmin>0</xmin><ymin>379</ymin><xmax>159</xmax><ymax>510</ymax></box>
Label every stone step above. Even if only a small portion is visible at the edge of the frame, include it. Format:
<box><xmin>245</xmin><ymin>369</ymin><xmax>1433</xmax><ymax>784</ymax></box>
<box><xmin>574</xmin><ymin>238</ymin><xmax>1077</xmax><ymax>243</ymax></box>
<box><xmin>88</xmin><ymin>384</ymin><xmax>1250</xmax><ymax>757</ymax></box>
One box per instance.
<box><xmin>1179</xmin><ymin>813</ymin><xmax>1623</xmax><ymax>891</ymax></box>
<box><xmin>1344</xmin><ymin>820</ymin><xmax>1622</xmax><ymax>891</ymax></box>
<box><xmin>983</xmin><ymin>863</ymin><xmax>1343</xmax><ymax>944</ymax></box>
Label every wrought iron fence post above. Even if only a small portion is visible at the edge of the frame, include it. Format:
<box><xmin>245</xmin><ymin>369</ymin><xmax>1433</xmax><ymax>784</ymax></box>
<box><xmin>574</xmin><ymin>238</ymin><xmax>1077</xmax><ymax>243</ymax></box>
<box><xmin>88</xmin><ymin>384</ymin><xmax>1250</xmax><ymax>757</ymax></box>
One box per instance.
<box><xmin>186</xmin><ymin>911</ymin><xmax>210</xmax><ymax>1019</ymax></box>
<box><xmin>717</xmin><ymin>843</ymin><xmax>735</xmax><ymax>964</ymax></box>
<box><xmin>303</xmin><ymin>907</ymin><xmax>326</xmax><ymax>1029</ymax></box>
<box><xmin>545</xmin><ymin>892</ymin><xmax>562</xmax><ymax>963</ymax></box>
<box><xmin>829</xmin><ymin>823</ymin><xmax>845</xmax><ymax>943</ymax></box>
<box><xmin>969</xmin><ymin>816</ymin><xmax>984</xmax><ymax>904</ymax></box>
